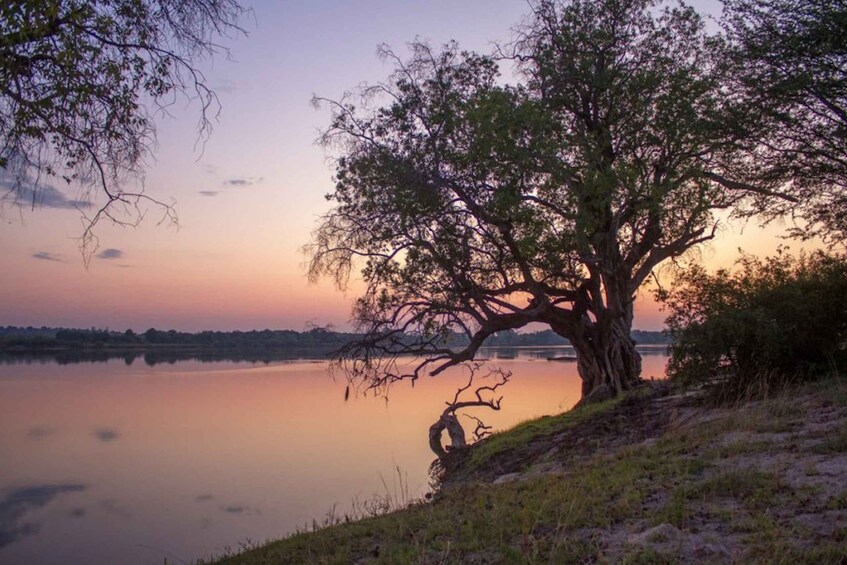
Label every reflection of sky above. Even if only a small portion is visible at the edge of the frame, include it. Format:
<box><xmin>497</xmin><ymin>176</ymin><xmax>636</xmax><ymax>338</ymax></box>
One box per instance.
<box><xmin>0</xmin><ymin>0</ymin><xmax>795</xmax><ymax>334</ymax></box>
<box><xmin>0</xmin><ymin>354</ymin><xmax>668</xmax><ymax>563</ymax></box>
<box><xmin>480</xmin><ymin>345</ymin><xmax>669</xmax><ymax>361</ymax></box>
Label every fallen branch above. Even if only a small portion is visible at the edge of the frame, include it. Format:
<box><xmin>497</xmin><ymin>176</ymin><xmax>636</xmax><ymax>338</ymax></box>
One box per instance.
<box><xmin>428</xmin><ymin>364</ymin><xmax>510</xmax><ymax>458</ymax></box>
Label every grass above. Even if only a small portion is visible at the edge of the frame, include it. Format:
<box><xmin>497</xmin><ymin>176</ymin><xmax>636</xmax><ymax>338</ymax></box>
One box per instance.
<box><xmin>213</xmin><ymin>448</ymin><xmax>703</xmax><ymax>564</ymax></box>
<box><xmin>213</xmin><ymin>413</ymin><xmax>707</xmax><ymax>563</ymax></box>
<box><xmin>456</xmin><ymin>395</ymin><xmax>623</xmax><ymax>476</ymax></box>
<box><xmin>825</xmin><ymin>490</ymin><xmax>847</xmax><ymax>510</ymax></box>
<box><xmin>619</xmin><ymin>547</ymin><xmax>675</xmax><ymax>565</ymax></box>
<box><xmin>210</xmin><ymin>379</ymin><xmax>847</xmax><ymax>564</ymax></box>
<box><xmin>810</xmin><ymin>423</ymin><xmax>847</xmax><ymax>453</ymax></box>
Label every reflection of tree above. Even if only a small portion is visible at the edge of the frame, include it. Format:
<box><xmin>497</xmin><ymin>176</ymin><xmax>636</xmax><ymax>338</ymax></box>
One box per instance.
<box><xmin>0</xmin><ymin>348</ymin><xmax>336</xmax><ymax>366</ymax></box>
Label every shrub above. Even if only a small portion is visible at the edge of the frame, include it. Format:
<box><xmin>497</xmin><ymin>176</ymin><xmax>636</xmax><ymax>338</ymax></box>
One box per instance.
<box><xmin>659</xmin><ymin>250</ymin><xmax>847</xmax><ymax>401</ymax></box>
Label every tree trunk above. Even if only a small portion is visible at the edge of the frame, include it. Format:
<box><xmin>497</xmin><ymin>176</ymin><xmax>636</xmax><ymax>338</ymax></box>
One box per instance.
<box><xmin>428</xmin><ymin>413</ymin><xmax>467</xmax><ymax>459</ymax></box>
<box><xmin>570</xmin><ymin>317</ymin><xmax>642</xmax><ymax>401</ymax></box>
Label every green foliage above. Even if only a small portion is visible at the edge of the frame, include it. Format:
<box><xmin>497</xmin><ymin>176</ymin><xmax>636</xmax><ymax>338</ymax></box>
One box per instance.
<box><xmin>722</xmin><ymin>0</ymin><xmax>847</xmax><ymax>242</ymax></box>
<box><xmin>661</xmin><ymin>250</ymin><xmax>847</xmax><ymax>400</ymax></box>
<box><xmin>309</xmin><ymin>0</ymin><xmax>764</xmax><ymax>394</ymax></box>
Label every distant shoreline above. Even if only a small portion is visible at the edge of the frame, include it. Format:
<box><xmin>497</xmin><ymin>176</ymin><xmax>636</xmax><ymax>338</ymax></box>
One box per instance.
<box><xmin>0</xmin><ymin>325</ymin><xmax>668</xmax><ymax>366</ymax></box>
<box><xmin>0</xmin><ymin>343</ymin><xmax>669</xmax><ymax>367</ymax></box>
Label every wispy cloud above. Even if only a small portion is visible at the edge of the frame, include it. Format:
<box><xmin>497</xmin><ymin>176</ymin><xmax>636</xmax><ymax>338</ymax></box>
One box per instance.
<box><xmin>198</xmin><ymin>190</ymin><xmax>219</xmax><ymax>197</ymax></box>
<box><xmin>212</xmin><ymin>79</ymin><xmax>238</xmax><ymax>95</ymax></box>
<box><xmin>224</xmin><ymin>177</ymin><xmax>263</xmax><ymax>187</ymax></box>
<box><xmin>95</xmin><ymin>249</ymin><xmax>123</xmax><ymax>260</ymax></box>
<box><xmin>1</xmin><ymin>180</ymin><xmax>92</xmax><ymax>210</ymax></box>
<box><xmin>32</xmin><ymin>252</ymin><xmax>64</xmax><ymax>262</ymax></box>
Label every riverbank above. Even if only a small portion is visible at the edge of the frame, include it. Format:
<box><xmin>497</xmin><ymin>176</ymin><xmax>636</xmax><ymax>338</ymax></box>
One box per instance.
<box><xmin>213</xmin><ymin>378</ymin><xmax>847</xmax><ymax>563</ymax></box>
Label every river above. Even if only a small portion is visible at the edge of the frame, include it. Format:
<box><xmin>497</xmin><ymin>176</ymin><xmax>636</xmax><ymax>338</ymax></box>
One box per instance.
<box><xmin>0</xmin><ymin>347</ymin><xmax>667</xmax><ymax>564</ymax></box>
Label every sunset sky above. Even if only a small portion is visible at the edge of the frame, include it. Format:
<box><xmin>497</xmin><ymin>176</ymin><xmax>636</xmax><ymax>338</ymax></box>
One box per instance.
<box><xmin>0</xmin><ymin>0</ymin><xmax>805</xmax><ymax>332</ymax></box>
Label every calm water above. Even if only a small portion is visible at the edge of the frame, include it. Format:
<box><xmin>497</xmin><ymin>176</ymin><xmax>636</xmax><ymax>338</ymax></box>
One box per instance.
<box><xmin>0</xmin><ymin>347</ymin><xmax>667</xmax><ymax>565</ymax></box>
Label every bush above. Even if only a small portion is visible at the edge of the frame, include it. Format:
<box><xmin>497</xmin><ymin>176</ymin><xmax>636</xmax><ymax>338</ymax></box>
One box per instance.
<box><xmin>659</xmin><ymin>250</ymin><xmax>847</xmax><ymax>402</ymax></box>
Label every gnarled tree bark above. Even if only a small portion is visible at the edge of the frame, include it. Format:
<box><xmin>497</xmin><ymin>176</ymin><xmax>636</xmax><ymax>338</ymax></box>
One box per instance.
<box><xmin>428</xmin><ymin>414</ymin><xmax>467</xmax><ymax>459</ymax></box>
<box><xmin>569</xmin><ymin>316</ymin><xmax>643</xmax><ymax>401</ymax></box>
<box><xmin>428</xmin><ymin>365</ymin><xmax>510</xmax><ymax>459</ymax></box>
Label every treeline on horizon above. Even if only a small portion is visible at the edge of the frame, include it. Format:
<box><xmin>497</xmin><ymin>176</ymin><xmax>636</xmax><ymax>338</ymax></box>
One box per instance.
<box><xmin>0</xmin><ymin>325</ymin><xmax>669</xmax><ymax>351</ymax></box>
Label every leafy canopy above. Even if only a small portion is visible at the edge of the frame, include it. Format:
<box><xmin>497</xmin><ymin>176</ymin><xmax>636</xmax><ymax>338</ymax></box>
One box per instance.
<box><xmin>660</xmin><ymin>250</ymin><xmax>847</xmax><ymax>401</ymax></box>
<box><xmin>722</xmin><ymin>0</ymin><xmax>847</xmax><ymax>242</ymax></box>
<box><xmin>308</xmin><ymin>0</ymin><xmax>785</xmax><ymax>391</ymax></box>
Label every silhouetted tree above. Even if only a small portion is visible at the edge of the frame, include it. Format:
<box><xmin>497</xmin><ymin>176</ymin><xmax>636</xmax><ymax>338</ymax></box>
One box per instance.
<box><xmin>308</xmin><ymin>0</ymin><xmax>796</xmax><ymax>401</ymax></box>
<box><xmin>660</xmin><ymin>250</ymin><xmax>847</xmax><ymax>402</ymax></box>
<box><xmin>0</xmin><ymin>0</ymin><xmax>246</xmax><ymax>250</ymax></box>
<box><xmin>723</xmin><ymin>0</ymin><xmax>847</xmax><ymax>242</ymax></box>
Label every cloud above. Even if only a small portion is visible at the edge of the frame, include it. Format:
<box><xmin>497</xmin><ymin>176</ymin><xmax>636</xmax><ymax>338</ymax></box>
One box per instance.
<box><xmin>1</xmin><ymin>180</ymin><xmax>92</xmax><ymax>210</ymax></box>
<box><xmin>212</xmin><ymin>79</ymin><xmax>238</xmax><ymax>95</ymax></box>
<box><xmin>223</xmin><ymin>177</ymin><xmax>263</xmax><ymax>187</ymax></box>
<box><xmin>95</xmin><ymin>249</ymin><xmax>123</xmax><ymax>260</ymax></box>
<box><xmin>31</xmin><ymin>252</ymin><xmax>64</xmax><ymax>263</ymax></box>
<box><xmin>93</xmin><ymin>428</ymin><xmax>119</xmax><ymax>442</ymax></box>
<box><xmin>198</xmin><ymin>190</ymin><xmax>219</xmax><ymax>197</ymax></box>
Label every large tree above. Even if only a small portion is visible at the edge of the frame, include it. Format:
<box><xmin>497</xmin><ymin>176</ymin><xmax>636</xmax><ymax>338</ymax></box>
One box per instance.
<box><xmin>722</xmin><ymin>0</ymin><xmax>847</xmax><ymax>242</ymax></box>
<box><xmin>0</xmin><ymin>0</ymin><xmax>245</xmax><ymax>248</ymax></box>
<box><xmin>308</xmin><ymin>0</ymin><xmax>792</xmax><ymax>400</ymax></box>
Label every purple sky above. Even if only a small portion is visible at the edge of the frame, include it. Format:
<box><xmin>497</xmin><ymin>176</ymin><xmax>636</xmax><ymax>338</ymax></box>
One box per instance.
<box><xmin>3</xmin><ymin>0</ymin><xmax>799</xmax><ymax>333</ymax></box>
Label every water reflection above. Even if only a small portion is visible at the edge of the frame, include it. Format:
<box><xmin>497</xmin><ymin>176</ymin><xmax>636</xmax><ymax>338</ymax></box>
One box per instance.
<box><xmin>99</xmin><ymin>499</ymin><xmax>132</xmax><ymax>520</ymax></box>
<box><xmin>0</xmin><ymin>344</ymin><xmax>669</xmax><ymax>366</ymax></box>
<box><xmin>0</xmin><ymin>484</ymin><xmax>87</xmax><ymax>548</ymax></box>
<box><xmin>0</xmin><ymin>348</ymin><xmax>337</xmax><ymax>366</ymax></box>
<box><xmin>0</xmin><ymin>348</ymin><xmax>668</xmax><ymax>564</ymax></box>
<box><xmin>480</xmin><ymin>345</ymin><xmax>668</xmax><ymax>361</ymax></box>
<box><xmin>25</xmin><ymin>427</ymin><xmax>56</xmax><ymax>440</ymax></box>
